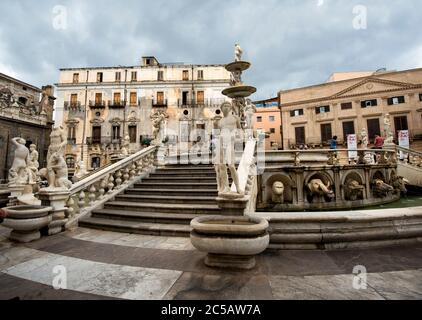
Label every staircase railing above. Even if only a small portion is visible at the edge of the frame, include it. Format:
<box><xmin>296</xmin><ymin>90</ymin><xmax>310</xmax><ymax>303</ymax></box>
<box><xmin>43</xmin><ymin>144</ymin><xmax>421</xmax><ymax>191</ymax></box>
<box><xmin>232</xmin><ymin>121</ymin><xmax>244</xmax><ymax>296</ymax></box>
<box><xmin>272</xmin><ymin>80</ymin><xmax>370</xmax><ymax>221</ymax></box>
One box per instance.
<box><xmin>65</xmin><ymin>146</ymin><xmax>158</xmax><ymax>228</ymax></box>
<box><xmin>396</xmin><ymin>146</ymin><xmax>422</xmax><ymax>167</ymax></box>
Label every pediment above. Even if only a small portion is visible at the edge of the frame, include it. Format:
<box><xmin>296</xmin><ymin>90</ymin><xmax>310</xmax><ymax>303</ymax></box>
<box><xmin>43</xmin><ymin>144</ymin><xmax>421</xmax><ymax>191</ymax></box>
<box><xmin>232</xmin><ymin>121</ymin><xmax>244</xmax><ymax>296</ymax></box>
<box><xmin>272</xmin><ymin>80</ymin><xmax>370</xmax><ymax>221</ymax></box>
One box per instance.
<box><xmin>332</xmin><ymin>78</ymin><xmax>417</xmax><ymax>99</ymax></box>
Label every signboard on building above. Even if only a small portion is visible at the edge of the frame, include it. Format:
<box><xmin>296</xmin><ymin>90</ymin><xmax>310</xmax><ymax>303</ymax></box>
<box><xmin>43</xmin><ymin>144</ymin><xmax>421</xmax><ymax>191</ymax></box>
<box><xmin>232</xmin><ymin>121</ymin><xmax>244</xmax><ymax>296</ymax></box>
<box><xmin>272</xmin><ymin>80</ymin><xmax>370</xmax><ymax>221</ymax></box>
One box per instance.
<box><xmin>398</xmin><ymin>130</ymin><xmax>410</xmax><ymax>160</ymax></box>
<box><xmin>347</xmin><ymin>134</ymin><xmax>358</xmax><ymax>160</ymax></box>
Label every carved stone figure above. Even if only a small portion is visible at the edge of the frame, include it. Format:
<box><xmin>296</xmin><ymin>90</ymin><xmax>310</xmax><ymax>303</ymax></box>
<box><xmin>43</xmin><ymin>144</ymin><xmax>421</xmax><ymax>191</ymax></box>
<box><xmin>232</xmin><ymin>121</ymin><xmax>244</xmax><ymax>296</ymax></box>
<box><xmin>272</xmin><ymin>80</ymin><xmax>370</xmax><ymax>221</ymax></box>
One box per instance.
<box><xmin>271</xmin><ymin>181</ymin><xmax>285</xmax><ymax>204</ymax></box>
<box><xmin>344</xmin><ymin>179</ymin><xmax>365</xmax><ymax>201</ymax></box>
<box><xmin>214</xmin><ymin>102</ymin><xmax>243</xmax><ymax>197</ymax></box>
<box><xmin>120</xmin><ymin>135</ymin><xmax>130</xmax><ymax>156</ymax></box>
<box><xmin>234</xmin><ymin>44</ymin><xmax>243</xmax><ymax>62</ymax></box>
<box><xmin>8</xmin><ymin>137</ymin><xmax>33</xmax><ymax>185</ymax></box>
<box><xmin>28</xmin><ymin>144</ymin><xmax>40</xmax><ymax>182</ymax></box>
<box><xmin>372</xmin><ymin>179</ymin><xmax>394</xmax><ymax>198</ymax></box>
<box><xmin>44</xmin><ymin>127</ymin><xmax>72</xmax><ymax>190</ymax></box>
<box><xmin>391</xmin><ymin>174</ymin><xmax>408</xmax><ymax>195</ymax></box>
<box><xmin>361</xmin><ymin>128</ymin><xmax>368</xmax><ymax>149</ymax></box>
<box><xmin>383</xmin><ymin>114</ymin><xmax>394</xmax><ymax>145</ymax></box>
<box><xmin>244</xmin><ymin>99</ymin><xmax>256</xmax><ymax>130</ymax></box>
<box><xmin>73</xmin><ymin>157</ymin><xmax>88</xmax><ymax>181</ymax></box>
<box><xmin>307</xmin><ymin>179</ymin><xmax>335</xmax><ymax>200</ymax></box>
<box><xmin>150</xmin><ymin>110</ymin><xmax>167</xmax><ymax>144</ymax></box>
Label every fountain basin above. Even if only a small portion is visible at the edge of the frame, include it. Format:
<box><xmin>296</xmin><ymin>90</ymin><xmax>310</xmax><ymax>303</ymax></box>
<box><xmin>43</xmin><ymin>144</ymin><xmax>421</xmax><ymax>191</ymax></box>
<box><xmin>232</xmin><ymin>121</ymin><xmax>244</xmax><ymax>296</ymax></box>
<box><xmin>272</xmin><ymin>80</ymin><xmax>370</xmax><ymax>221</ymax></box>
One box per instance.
<box><xmin>225</xmin><ymin>61</ymin><xmax>251</xmax><ymax>72</ymax></box>
<box><xmin>190</xmin><ymin>215</ymin><xmax>269</xmax><ymax>270</ymax></box>
<box><xmin>222</xmin><ymin>85</ymin><xmax>257</xmax><ymax>99</ymax></box>
<box><xmin>2</xmin><ymin>205</ymin><xmax>52</xmax><ymax>243</ymax></box>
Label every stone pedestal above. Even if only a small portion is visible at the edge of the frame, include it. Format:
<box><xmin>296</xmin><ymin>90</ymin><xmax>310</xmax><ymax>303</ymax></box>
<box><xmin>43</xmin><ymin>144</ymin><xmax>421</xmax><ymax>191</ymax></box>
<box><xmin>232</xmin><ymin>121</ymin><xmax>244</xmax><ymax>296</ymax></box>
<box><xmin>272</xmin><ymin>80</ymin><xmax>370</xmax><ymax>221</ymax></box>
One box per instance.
<box><xmin>38</xmin><ymin>189</ymin><xmax>70</xmax><ymax>236</ymax></box>
<box><xmin>216</xmin><ymin>196</ymin><xmax>249</xmax><ymax>216</ymax></box>
<box><xmin>7</xmin><ymin>184</ymin><xmax>25</xmax><ymax>206</ymax></box>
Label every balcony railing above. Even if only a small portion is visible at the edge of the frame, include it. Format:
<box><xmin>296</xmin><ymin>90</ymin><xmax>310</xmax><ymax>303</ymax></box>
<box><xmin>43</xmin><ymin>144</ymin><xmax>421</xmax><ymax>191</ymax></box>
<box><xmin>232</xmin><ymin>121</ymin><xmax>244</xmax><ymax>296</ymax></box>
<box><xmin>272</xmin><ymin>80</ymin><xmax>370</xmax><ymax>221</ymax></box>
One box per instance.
<box><xmin>86</xmin><ymin>136</ymin><xmax>113</xmax><ymax>145</ymax></box>
<box><xmin>89</xmin><ymin>100</ymin><xmax>106</xmax><ymax>109</ymax></box>
<box><xmin>152</xmin><ymin>99</ymin><xmax>168</xmax><ymax>108</ymax></box>
<box><xmin>108</xmin><ymin>100</ymin><xmax>127</xmax><ymax>109</ymax></box>
<box><xmin>64</xmin><ymin>101</ymin><xmax>82</xmax><ymax>111</ymax></box>
<box><xmin>67</xmin><ymin>138</ymin><xmax>76</xmax><ymax>145</ymax></box>
<box><xmin>177</xmin><ymin>98</ymin><xmax>226</xmax><ymax>108</ymax></box>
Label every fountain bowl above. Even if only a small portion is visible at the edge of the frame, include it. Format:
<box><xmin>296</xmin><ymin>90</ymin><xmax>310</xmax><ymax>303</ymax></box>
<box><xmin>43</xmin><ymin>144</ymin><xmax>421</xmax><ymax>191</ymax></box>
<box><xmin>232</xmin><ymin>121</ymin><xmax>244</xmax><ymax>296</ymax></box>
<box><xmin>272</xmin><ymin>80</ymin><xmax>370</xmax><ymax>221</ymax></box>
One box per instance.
<box><xmin>222</xmin><ymin>85</ymin><xmax>257</xmax><ymax>99</ymax></box>
<box><xmin>190</xmin><ymin>215</ymin><xmax>269</xmax><ymax>270</ymax></box>
<box><xmin>2</xmin><ymin>205</ymin><xmax>52</xmax><ymax>243</ymax></box>
<box><xmin>225</xmin><ymin>61</ymin><xmax>251</xmax><ymax>73</ymax></box>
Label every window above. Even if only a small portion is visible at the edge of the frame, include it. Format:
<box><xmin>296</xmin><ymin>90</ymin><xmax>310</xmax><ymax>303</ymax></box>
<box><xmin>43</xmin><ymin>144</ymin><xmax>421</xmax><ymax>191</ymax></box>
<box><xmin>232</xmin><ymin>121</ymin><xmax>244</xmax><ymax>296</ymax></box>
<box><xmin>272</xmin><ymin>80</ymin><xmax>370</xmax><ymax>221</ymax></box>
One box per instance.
<box><xmin>115</xmin><ymin>72</ymin><xmax>121</xmax><ymax>82</ymax></box>
<box><xmin>387</xmin><ymin>96</ymin><xmax>405</xmax><ymax>105</ymax></box>
<box><xmin>419</xmin><ymin>94</ymin><xmax>422</xmax><ymax>102</ymax></box>
<box><xmin>92</xmin><ymin>126</ymin><xmax>101</xmax><ymax>144</ymax></box>
<box><xmin>290</xmin><ymin>109</ymin><xmax>304</xmax><ymax>117</ymax></box>
<box><xmin>73</xmin><ymin>73</ymin><xmax>79</xmax><ymax>83</ymax></box>
<box><xmin>128</xmin><ymin>126</ymin><xmax>137</xmax><ymax>143</ymax></box>
<box><xmin>257</xmin><ymin>116</ymin><xmax>263</xmax><ymax>123</ymax></box>
<box><xmin>66</xmin><ymin>156</ymin><xmax>75</xmax><ymax>169</ymax></box>
<box><xmin>341</xmin><ymin>102</ymin><xmax>352</xmax><ymax>110</ymax></box>
<box><xmin>197</xmin><ymin>91</ymin><xmax>204</xmax><ymax>104</ymax></box>
<box><xmin>96</xmin><ymin>72</ymin><xmax>103</xmax><ymax>83</ymax></box>
<box><xmin>95</xmin><ymin>93</ymin><xmax>102</xmax><ymax>104</ymax></box>
<box><xmin>91</xmin><ymin>157</ymin><xmax>101</xmax><ymax>169</ymax></box>
<box><xmin>130</xmin><ymin>92</ymin><xmax>137</xmax><ymax>106</ymax></box>
<box><xmin>70</xmin><ymin>94</ymin><xmax>78</xmax><ymax>107</ymax></box>
<box><xmin>320</xmin><ymin>123</ymin><xmax>332</xmax><ymax>144</ymax></box>
<box><xmin>182</xmin><ymin>70</ymin><xmax>189</xmax><ymax>81</ymax></box>
<box><xmin>316</xmin><ymin>105</ymin><xmax>330</xmax><ymax>114</ymax></box>
<box><xmin>269</xmin><ymin>116</ymin><xmax>275</xmax><ymax>122</ymax></box>
<box><xmin>112</xmin><ymin>125</ymin><xmax>120</xmax><ymax>140</ymax></box>
<box><xmin>157</xmin><ymin>71</ymin><xmax>164</xmax><ymax>81</ymax></box>
<box><xmin>197</xmin><ymin>70</ymin><xmax>204</xmax><ymax>80</ymax></box>
<box><xmin>67</xmin><ymin>127</ymin><xmax>76</xmax><ymax>141</ymax></box>
<box><xmin>367</xmin><ymin>119</ymin><xmax>381</xmax><ymax>141</ymax></box>
<box><xmin>342</xmin><ymin>121</ymin><xmax>355</xmax><ymax>142</ymax></box>
<box><xmin>295</xmin><ymin>127</ymin><xmax>305</xmax><ymax>145</ymax></box>
<box><xmin>157</xmin><ymin>92</ymin><xmax>164</xmax><ymax>105</ymax></box>
<box><xmin>361</xmin><ymin>99</ymin><xmax>378</xmax><ymax>108</ymax></box>
<box><xmin>113</xmin><ymin>92</ymin><xmax>121</xmax><ymax>104</ymax></box>
<box><xmin>270</xmin><ymin>128</ymin><xmax>276</xmax><ymax>134</ymax></box>
<box><xmin>131</xmin><ymin>71</ymin><xmax>137</xmax><ymax>81</ymax></box>
<box><xmin>18</xmin><ymin>97</ymin><xmax>27</xmax><ymax>105</ymax></box>
<box><xmin>394</xmin><ymin>116</ymin><xmax>408</xmax><ymax>137</ymax></box>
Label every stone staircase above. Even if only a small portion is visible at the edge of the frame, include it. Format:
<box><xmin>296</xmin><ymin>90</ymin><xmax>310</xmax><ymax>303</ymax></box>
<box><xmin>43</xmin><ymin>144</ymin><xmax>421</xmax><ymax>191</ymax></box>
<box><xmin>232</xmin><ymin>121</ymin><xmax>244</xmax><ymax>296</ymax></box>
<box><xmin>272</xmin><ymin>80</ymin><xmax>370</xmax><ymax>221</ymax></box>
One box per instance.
<box><xmin>79</xmin><ymin>164</ymin><xmax>222</xmax><ymax>237</ymax></box>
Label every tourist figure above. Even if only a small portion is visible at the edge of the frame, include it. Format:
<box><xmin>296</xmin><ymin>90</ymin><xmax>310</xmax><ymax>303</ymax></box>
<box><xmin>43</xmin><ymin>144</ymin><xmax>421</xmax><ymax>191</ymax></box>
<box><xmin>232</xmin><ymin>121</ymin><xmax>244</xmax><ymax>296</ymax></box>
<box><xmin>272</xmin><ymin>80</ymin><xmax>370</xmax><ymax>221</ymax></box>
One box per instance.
<box><xmin>374</xmin><ymin>135</ymin><xmax>385</xmax><ymax>149</ymax></box>
<box><xmin>330</xmin><ymin>136</ymin><xmax>338</xmax><ymax>150</ymax></box>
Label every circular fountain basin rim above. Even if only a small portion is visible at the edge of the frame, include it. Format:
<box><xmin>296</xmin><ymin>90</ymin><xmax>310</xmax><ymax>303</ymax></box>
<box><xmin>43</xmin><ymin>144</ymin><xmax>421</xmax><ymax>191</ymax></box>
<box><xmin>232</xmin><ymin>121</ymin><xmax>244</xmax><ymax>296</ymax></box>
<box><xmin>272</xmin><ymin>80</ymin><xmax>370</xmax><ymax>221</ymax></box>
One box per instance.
<box><xmin>191</xmin><ymin>215</ymin><xmax>269</xmax><ymax>236</ymax></box>
<box><xmin>222</xmin><ymin>85</ymin><xmax>257</xmax><ymax>98</ymax></box>
<box><xmin>3</xmin><ymin>205</ymin><xmax>53</xmax><ymax>219</ymax></box>
<box><xmin>225</xmin><ymin>61</ymin><xmax>251</xmax><ymax>72</ymax></box>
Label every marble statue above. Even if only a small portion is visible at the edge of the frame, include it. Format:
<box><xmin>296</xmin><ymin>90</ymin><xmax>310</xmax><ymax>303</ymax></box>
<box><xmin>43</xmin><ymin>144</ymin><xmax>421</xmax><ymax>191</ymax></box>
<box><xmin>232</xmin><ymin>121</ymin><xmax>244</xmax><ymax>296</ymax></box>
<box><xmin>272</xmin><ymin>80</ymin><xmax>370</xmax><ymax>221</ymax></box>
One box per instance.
<box><xmin>214</xmin><ymin>102</ymin><xmax>243</xmax><ymax>197</ymax></box>
<box><xmin>344</xmin><ymin>179</ymin><xmax>365</xmax><ymax>201</ymax></box>
<box><xmin>383</xmin><ymin>114</ymin><xmax>394</xmax><ymax>145</ymax></box>
<box><xmin>8</xmin><ymin>137</ymin><xmax>32</xmax><ymax>185</ymax></box>
<box><xmin>271</xmin><ymin>181</ymin><xmax>285</xmax><ymax>204</ymax></box>
<box><xmin>307</xmin><ymin>179</ymin><xmax>335</xmax><ymax>199</ymax></box>
<box><xmin>28</xmin><ymin>144</ymin><xmax>40</xmax><ymax>182</ymax></box>
<box><xmin>235</xmin><ymin>44</ymin><xmax>243</xmax><ymax>62</ymax></box>
<box><xmin>151</xmin><ymin>110</ymin><xmax>167</xmax><ymax>144</ymax></box>
<box><xmin>244</xmin><ymin>99</ymin><xmax>257</xmax><ymax>132</ymax></box>
<box><xmin>120</xmin><ymin>135</ymin><xmax>130</xmax><ymax>156</ymax></box>
<box><xmin>361</xmin><ymin>128</ymin><xmax>368</xmax><ymax>149</ymax></box>
<box><xmin>391</xmin><ymin>174</ymin><xmax>408</xmax><ymax>195</ymax></box>
<box><xmin>73</xmin><ymin>157</ymin><xmax>88</xmax><ymax>181</ymax></box>
<box><xmin>44</xmin><ymin>126</ymin><xmax>72</xmax><ymax>190</ymax></box>
<box><xmin>372</xmin><ymin>179</ymin><xmax>394</xmax><ymax>198</ymax></box>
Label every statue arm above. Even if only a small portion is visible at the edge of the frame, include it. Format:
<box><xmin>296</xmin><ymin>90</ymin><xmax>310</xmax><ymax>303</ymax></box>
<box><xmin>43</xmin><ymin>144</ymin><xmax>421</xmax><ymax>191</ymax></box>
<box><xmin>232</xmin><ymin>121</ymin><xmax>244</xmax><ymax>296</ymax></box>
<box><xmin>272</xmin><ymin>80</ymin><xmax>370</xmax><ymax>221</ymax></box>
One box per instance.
<box><xmin>11</xmin><ymin>137</ymin><xmax>20</xmax><ymax>146</ymax></box>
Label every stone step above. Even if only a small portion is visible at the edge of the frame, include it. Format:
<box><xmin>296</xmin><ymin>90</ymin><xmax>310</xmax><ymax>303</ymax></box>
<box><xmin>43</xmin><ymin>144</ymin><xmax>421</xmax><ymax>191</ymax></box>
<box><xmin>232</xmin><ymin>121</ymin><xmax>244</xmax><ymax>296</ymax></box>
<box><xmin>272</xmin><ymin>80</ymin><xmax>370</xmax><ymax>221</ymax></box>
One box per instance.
<box><xmin>150</xmin><ymin>172</ymin><xmax>217</xmax><ymax>178</ymax></box>
<box><xmin>125</xmin><ymin>188</ymin><xmax>218</xmax><ymax>197</ymax></box>
<box><xmin>115</xmin><ymin>194</ymin><xmax>217</xmax><ymax>204</ymax></box>
<box><xmin>142</xmin><ymin>176</ymin><xmax>217</xmax><ymax>183</ymax></box>
<box><xmin>79</xmin><ymin>217</ymin><xmax>191</xmax><ymax>237</ymax></box>
<box><xmin>91</xmin><ymin>208</ymin><xmax>199</xmax><ymax>224</ymax></box>
<box><xmin>157</xmin><ymin>166</ymin><xmax>215</xmax><ymax>171</ymax></box>
<box><xmin>104</xmin><ymin>201</ymin><xmax>221</xmax><ymax>214</ymax></box>
<box><xmin>133</xmin><ymin>182</ymin><xmax>218</xmax><ymax>190</ymax></box>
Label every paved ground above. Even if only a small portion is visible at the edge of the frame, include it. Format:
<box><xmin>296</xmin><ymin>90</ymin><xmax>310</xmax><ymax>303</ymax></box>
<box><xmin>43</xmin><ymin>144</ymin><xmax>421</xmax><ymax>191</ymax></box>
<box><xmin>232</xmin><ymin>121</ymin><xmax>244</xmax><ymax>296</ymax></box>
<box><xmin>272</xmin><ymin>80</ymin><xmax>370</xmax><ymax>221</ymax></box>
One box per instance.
<box><xmin>1</xmin><ymin>226</ymin><xmax>422</xmax><ymax>300</ymax></box>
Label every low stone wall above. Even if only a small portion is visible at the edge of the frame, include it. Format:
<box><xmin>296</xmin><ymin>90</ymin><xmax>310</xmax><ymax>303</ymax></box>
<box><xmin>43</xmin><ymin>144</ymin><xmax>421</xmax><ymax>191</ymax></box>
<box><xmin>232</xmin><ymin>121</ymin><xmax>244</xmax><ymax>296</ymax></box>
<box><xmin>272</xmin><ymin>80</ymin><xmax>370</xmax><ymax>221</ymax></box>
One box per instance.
<box><xmin>250</xmin><ymin>207</ymin><xmax>422</xmax><ymax>250</ymax></box>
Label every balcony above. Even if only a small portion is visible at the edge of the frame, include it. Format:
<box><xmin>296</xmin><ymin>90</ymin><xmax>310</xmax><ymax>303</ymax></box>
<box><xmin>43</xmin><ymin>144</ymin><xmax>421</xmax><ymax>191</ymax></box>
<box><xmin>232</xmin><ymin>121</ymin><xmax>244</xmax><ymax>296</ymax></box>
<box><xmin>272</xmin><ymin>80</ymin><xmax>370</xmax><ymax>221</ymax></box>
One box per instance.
<box><xmin>89</xmin><ymin>100</ymin><xmax>106</xmax><ymax>109</ymax></box>
<box><xmin>152</xmin><ymin>99</ymin><xmax>168</xmax><ymax>108</ymax></box>
<box><xmin>67</xmin><ymin>138</ymin><xmax>76</xmax><ymax>145</ymax></box>
<box><xmin>86</xmin><ymin>136</ymin><xmax>112</xmax><ymax>145</ymax></box>
<box><xmin>108</xmin><ymin>100</ymin><xmax>127</xmax><ymax>109</ymax></box>
<box><xmin>177</xmin><ymin>98</ymin><xmax>226</xmax><ymax>108</ymax></box>
<box><xmin>64</xmin><ymin>101</ymin><xmax>82</xmax><ymax>111</ymax></box>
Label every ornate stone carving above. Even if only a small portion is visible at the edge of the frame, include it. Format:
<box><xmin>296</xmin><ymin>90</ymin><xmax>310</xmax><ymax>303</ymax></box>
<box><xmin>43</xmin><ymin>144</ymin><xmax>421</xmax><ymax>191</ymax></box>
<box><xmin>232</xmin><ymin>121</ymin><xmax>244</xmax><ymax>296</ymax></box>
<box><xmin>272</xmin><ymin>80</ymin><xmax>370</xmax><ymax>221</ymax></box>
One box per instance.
<box><xmin>361</xmin><ymin>128</ymin><xmax>368</xmax><ymax>149</ymax></box>
<box><xmin>344</xmin><ymin>179</ymin><xmax>365</xmax><ymax>201</ymax></box>
<box><xmin>74</xmin><ymin>157</ymin><xmax>88</xmax><ymax>180</ymax></box>
<box><xmin>391</xmin><ymin>174</ymin><xmax>408</xmax><ymax>195</ymax></box>
<box><xmin>271</xmin><ymin>181</ymin><xmax>285</xmax><ymax>204</ymax></box>
<box><xmin>150</xmin><ymin>110</ymin><xmax>168</xmax><ymax>144</ymax></box>
<box><xmin>8</xmin><ymin>137</ymin><xmax>33</xmax><ymax>185</ymax></box>
<box><xmin>120</xmin><ymin>135</ymin><xmax>130</xmax><ymax>156</ymax></box>
<box><xmin>307</xmin><ymin>179</ymin><xmax>335</xmax><ymax>201</ymax></box>
<box><xmin>372</xmin><ymin>179</ymin><xmax>394</xmax><ymax>198</ymax></box>
<box><xmin>235</xmin><ymin>43</ymin><xmax>243</xmax><ymax>62</ymax></box>
<box><xmin>383</xmin><ymin>113</ymin><xmax>395</xmax><ymax>146</ymax></box>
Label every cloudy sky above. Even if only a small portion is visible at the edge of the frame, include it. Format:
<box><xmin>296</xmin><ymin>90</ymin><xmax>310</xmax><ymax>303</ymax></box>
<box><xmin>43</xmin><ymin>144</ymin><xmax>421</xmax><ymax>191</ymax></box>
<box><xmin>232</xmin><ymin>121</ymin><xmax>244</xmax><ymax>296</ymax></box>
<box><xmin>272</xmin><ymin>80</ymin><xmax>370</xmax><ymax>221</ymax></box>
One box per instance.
<box><xmin>0</xmin><ymin>0</ymin><xmax>421</xmax><ymax>100</ymax></box>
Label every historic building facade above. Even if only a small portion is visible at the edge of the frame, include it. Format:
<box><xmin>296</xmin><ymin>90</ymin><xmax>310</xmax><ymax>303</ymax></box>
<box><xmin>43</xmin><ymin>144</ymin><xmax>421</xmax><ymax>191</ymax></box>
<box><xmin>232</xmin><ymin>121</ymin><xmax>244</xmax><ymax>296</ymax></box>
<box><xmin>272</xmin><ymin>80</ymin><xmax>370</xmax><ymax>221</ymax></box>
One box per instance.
<box><xmin>280</xmin><ymin>68</ymin><xmax>422</xmax><ymax>150</ymax></box>
<box><xmin>55</xmin><ymin>56</ymin><xmax>231</xmax><ymax>172</ymax></box>
<box><xmin>0</xmin><ymin>73</ymin><xmax>55</xmax><ymax>182</ymax></box>
<box><xmin>253</xmin><ymin>98</ymin><xmax>281</xmax><ymax>150</ymax></box>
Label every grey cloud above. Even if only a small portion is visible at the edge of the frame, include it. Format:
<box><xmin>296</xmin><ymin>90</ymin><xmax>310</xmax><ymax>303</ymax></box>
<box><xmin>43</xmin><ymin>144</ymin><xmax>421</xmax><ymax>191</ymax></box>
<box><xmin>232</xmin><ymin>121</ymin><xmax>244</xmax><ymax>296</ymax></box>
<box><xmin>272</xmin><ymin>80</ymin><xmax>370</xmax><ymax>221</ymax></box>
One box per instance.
<box><xmin>0</xmin><ymin>0</ymin><xmax>420</xmax><ymax>100</ymax></box>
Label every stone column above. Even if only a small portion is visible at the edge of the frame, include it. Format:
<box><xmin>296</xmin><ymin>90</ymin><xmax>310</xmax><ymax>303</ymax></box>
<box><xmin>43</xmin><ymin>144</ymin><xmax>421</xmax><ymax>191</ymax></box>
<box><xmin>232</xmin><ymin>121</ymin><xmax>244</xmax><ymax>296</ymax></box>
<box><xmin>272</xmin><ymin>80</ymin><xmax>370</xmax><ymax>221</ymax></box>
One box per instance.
<box><xmin>333</xmin><ymin>167</ymin><xmax>342</xmax><ymax>202</ymax></box>
<box><xmin>7</xmin><ymin>184</ymin><xmax>25</xmax><ymax>207</ymax></box>
<box><xmin>38</xmin><ymin>189</ymin><xmax>70</xmax><ymax>236</ymax></box>
<box><xmin>216</xmin><ymin>196</ymin><xmax>249</xmax><ymax>216</ymax></box>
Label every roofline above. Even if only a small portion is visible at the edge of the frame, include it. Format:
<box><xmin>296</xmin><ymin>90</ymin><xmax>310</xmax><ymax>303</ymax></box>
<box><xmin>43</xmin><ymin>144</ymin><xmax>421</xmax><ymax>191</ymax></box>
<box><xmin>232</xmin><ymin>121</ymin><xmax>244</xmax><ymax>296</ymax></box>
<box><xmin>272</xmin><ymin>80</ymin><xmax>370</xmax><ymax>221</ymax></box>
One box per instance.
<box><xmin>59</xmin><ymin>64</ymin><xmax>227</xmax><ymax>72</ymax></box>
<box><xmin>253</xmin><ymin>97</ymin><xmax>278</xmax><ymax>104</ymax></box>
<box><xmin>0</xmin><ymin>72</ymin><xmax>42</xmax><ymax>92</ymax></box>
<box><xmin>279</xmin><ymin>67</ymin><xmax>422</xmax><ymax>95</ymax></box>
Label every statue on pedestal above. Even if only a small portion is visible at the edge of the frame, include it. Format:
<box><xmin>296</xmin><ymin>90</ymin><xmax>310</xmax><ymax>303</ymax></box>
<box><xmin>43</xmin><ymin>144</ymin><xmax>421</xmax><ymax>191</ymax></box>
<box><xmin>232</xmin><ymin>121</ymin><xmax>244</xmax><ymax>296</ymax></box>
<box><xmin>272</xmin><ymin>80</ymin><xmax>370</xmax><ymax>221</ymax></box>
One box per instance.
<box><xmin>43</xmin><ymin>126</ymin><xmax>72</xmax><ymax>190</ymax></box>
<box><xmin>214</xmin><ymin>102</ymin><xmax>243</xmax><ymax>198</ymax></box>
<box><xmin>383</xmin><ymin>113</ymin><xmax>395</xmax><ymax>145</ymax></box>
<box><xmin>120</xmin><ymin>135</ymin><xmax>130</xmax><ymax>156</ymax></box>
<box><xmin>28</xmin><ymin>144</ymin><xmax>40</xmax><ymax>182</ymax></box>
<box><xmin>8</xmin><ymin>137</ymin><xmax>33</xmax><ymax>185</ymax></box>
<box><xmin>235</xmin><ymin>44</ymin><xmax>243</xmax><ymax>62</ymax></box>
<box><xmin>244</xmin><ymin>99</ymin><xmax>256</xmax><ymax>138</ymax></box>
<box><xmin>73</xmin><ymin>157</ymin><xmax>88</xmax><ymax>181</ymax></box>
<box><xmin>361</xmin><ymin>128</ymin><xmax>368</xmax><ymax>149</ymax></box>
<box><xmin>151</xmin><ymin>110</ymin><xmax>168</xmax><ymax>144</ymax></box>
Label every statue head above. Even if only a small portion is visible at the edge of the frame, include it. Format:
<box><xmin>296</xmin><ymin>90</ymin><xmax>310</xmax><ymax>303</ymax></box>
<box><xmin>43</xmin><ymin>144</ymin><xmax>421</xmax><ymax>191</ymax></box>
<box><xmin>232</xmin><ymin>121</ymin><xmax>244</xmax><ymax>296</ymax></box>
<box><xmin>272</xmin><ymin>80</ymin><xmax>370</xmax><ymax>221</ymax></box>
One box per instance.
<box><xmin>220</xmin><ymin>102</ymin><xmax>232</xmax><ymax>116</ymax></box>
<box><xmin>272</xmin><ymin>181</ymin><xmax>285</xmax><ymax>195</ymax></box>
<box><xmin>17</xmin><ymin>138</ymin><xmax>26</xmax><ymax>145</ymax></box>
<box><xmin>30</xmin><ymin>144</ymin><xmax>36</xmax><ymax>151</ymax></box>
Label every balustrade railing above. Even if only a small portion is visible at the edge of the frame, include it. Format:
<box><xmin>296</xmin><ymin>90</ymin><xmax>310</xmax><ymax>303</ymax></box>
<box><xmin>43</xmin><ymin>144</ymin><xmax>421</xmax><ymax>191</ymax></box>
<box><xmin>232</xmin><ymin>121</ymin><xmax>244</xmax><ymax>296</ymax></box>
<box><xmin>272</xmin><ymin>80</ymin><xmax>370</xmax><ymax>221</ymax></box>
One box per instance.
<box><xmin>396</xmin><ymin>146</ymin><xmax>422</xmax><ymax>167</ymax></box>
<box><xmin>65</xmin><ymin>146</ymin><xmax>157</xmax><ymax>225</ymax></box>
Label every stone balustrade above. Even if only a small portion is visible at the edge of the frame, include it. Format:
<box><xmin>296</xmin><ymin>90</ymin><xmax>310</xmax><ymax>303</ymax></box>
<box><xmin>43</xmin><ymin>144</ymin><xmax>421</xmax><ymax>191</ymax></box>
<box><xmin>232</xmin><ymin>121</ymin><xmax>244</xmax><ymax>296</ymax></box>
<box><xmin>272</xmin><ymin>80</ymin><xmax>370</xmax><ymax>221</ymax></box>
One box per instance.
<box><xmin>64</xmin><ymin>146</ymin><xmax>158</xmax><ymax>229</ymax></box>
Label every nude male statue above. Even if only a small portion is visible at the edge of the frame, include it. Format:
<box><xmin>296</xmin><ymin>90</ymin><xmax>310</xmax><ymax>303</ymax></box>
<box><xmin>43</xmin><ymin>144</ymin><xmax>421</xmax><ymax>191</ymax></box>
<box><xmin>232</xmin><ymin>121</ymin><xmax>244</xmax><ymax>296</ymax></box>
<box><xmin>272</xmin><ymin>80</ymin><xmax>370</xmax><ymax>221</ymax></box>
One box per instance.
<box><xmin>214</xmin><ymin>102</ymin><xmax>243</xmax><ymax>196</ymax></box>
<box><xmin>8</xmin><ymin>137</ymin><xmax>31</xmax><ymax>184</ymax></box>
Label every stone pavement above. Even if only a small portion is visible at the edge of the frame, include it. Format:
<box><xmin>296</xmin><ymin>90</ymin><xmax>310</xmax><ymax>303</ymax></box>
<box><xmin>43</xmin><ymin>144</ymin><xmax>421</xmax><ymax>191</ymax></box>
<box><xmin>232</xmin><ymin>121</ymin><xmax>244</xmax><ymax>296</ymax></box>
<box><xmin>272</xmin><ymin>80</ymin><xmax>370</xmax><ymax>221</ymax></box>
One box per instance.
<box><xmin>1</xmin><ymin>226</ymin><xmax>422</xmax><ymax>300</ymax></box>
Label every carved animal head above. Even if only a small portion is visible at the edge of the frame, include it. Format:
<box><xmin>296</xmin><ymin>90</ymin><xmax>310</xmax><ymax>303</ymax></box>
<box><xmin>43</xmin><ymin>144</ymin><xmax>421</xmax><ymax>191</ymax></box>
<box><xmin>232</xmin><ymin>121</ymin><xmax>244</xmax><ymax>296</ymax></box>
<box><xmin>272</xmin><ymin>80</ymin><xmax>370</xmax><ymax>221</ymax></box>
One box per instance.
<box><xmin>307</xmin><ymin>179</ymin><xmax>335</xmax><ymax>198</ymax></box>
<box><xmin>272</xmin><ymin>181</ymin><xmax>285</xmax><ymax>195</ymax></box>
<box><xmin>346</xmin><ymin>179</ymin><xmax>365</xmax><ymax>190</ymax></box>
<box><xmin>392</xmin><ymin>175</ymin><xmax>408</xmax><ymax>194</ymax></box>
<box><xmin>372</xmin><ymin>179</ymin><xmax>394</xmax><ymax>197</ymax></box>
